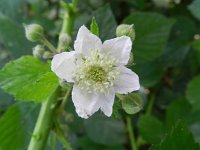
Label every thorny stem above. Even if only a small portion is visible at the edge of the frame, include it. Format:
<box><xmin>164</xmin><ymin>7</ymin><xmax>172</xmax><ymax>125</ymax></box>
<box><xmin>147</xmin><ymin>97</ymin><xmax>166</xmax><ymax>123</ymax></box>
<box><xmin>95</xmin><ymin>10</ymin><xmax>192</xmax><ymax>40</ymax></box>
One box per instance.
<box><xmin>27</xmin><ymin>87</ymin><xmax>60</xmax><ymax>150</ymax></box>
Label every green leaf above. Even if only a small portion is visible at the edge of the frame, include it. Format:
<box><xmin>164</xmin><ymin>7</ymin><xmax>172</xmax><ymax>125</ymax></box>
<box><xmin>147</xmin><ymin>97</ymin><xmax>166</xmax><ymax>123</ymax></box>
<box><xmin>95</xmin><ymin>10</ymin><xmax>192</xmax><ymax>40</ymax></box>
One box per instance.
<box><xmin>166</xmin><ymin>99</ymin><xmax>192</xmax><ymax>128</ymax></box>
<box><xmin>84</xmin><ymin>114</ymin><xmax>126</xmax><ymax>145</ymax></box>
<box><xmin>0</xmin><ymin>0</ymin><xmax>24</xmax><ymax>21</ymax></box>
<box><xmin>0</xmin><ymin>102</ymin><xmax>39</xmax><ymax>150</ymax></box>
<box><xmin>138</xmin><ymin>115</ymin><xmax>165</xmax><ymax>144</ymax></box>
<box><xmin>0</xmin><ymin>104</ymin><xmax>25</xmax><ymax>150</ymax></box>
<box><xmin>186</xmin><ymin>75</ymin><xmax>200</xmax><ymax>110</ymax></box>
<box><xmin>121</xmin><ymin>93</ymin><xmax>143</xmax><ymax>114</ymax></box>
<box><xmin>188</xmin><ymin>0</ymin><xmax>200</xmax><ymax>21</ymax></box>
<box><xmin>0</xmin><ymin>13</ymin><xmax>33</xmax><ymax>58</ymax></box>
<box><xmin>162</xmin><ymin>16</ymin><xmax>197</xmax><ymax>67</ymax></box>
<box><xmin>94</xmin><ymin>4</ymin><xmax>117</xmax><ymax>40</ymax></box>
<box><xmin>90</xmin><ymin>17</ymin><xmax>99</xmax><ymax>36</ymax></box>
<box><xmin>0</xmin><ymin>56</ymin><xmax>59</xmax><ymax>103</ymax></box>
<box><xmin>133</xmin><ymin>58</ymin><xmax>165</xmax><ymax>87</ymax></box>
<box><xmin>78</xmin><ymin>136</ymin><xmax>125</xmax><ymax>150</ymax></box>
<box><xmin>124</xmin><ymin>12</ymin><xmax>174</xmax><ymax>63</ymax></box>
<box><xmin>150</xmin><ymin>122</ymin><xmax>200</xmax><ymax>150</ymax></box>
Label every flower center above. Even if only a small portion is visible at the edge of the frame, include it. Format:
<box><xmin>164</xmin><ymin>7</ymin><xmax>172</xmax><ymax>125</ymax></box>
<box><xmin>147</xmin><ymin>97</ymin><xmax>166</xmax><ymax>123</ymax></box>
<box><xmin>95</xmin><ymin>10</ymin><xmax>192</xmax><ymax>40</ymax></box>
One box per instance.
<box><xmin>87</xmin><ymin>66</ymin><xmax>106</xmax><ymax>82</ymax></box>
<box><xmin>74</xmin><ymin>50</ymin><xmax>120</xmax><ymax>94</ymax></box>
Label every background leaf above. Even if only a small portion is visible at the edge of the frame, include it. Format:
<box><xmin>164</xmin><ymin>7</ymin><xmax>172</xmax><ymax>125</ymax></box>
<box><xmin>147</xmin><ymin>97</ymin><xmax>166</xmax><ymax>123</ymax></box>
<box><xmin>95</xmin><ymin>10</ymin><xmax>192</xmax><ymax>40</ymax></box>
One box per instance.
<box><xmin>188</xmin><ymin>0</ymin><xmax>200</xmax><ymax>21</ymax></box>
<box><xmin>186</xmin><ymin>75</ymin><xmax>200</xmax><ymax>110</ymax></box>
<box><xmin>124</xmin><ymin>12</ymin><xmax>174</xmax><ymax>63</ymax></box>
<box><xmin>84</xmin><ymin>114</ymin><xmax>126</xmax><ymax>146</ymax></box>
<box><xmin>150</xmin><ymin>122</ymin><xmax>200</xmax><ymax>150</ymax></box>
<box><xmin>138</xmin><ymin>115</ymin><xmax>165</xmax><ymax>144</ymax></box>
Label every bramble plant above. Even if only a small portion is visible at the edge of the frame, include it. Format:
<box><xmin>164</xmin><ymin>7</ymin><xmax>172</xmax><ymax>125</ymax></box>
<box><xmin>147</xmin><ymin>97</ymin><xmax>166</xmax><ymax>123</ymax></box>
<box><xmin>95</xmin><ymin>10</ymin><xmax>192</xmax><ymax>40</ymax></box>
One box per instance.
<box><xmin>0</xmin><ymin>0</ymin><xmax>200</xmax><ymax>150</ymax></box>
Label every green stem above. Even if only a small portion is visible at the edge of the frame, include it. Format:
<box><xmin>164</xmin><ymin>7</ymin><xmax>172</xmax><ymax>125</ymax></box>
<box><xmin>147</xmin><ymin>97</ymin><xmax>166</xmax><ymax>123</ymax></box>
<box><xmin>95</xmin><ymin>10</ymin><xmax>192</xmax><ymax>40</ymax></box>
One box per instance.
<box><xmin>57</xmin><ymin>0</ymin><xmax>79</xmax><ymax>52</ymax></box>
<box><xmin>60</xmin><ymin>85</ymin><xmax>72</xmax><ymax>112</ymax></box>
<box><xmin>28</xmin><ymin>87</ymin><xmax>60</xmax><ymax>150</ymax></box>
<box><xmin>146</xmin><ymin>93</ymin><xmax>155</xmax><ymax>116</ymax></box>
<box><xmin>54</xmin><ymin>121</ymin><xmax>73</xmax><ymax>150</ymax></box>
<box><xmin>126</xmin><ymin>116</ymin><xmax>138</xmax><ymax>150</ymax></box>
<box><xmin>41</xmin><ymin>37</ymin><xmax>57</xmax><ymax>52</ymax></box>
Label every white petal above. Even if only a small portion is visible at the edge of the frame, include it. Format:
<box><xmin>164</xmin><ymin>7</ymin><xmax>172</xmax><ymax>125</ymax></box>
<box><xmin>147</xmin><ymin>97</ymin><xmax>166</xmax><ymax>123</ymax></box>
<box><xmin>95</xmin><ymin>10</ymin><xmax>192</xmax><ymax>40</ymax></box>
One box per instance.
<box><xmin>72</xmin><ymin>85</ymin><xmax>115</xmax><ymax>118</ymax></box>
<box><xmin>74</xmin><ymin>25</ymin><xmax>102</xmax><ymax>56</ymax></box>
<box><xmin>51</xmin><ymin>51</ymin><xmax>76</xmax><ymax>82</ymax></box>
<box><xmin>100</xmin><ymin>88</ymin><xmax>115</xmax><ymax>117</ymax></box>
<box><xmin>72</xmin><ymin>84</ymin><xmax>101</xmax><ymax>119</ymax></box>
<box><xmin>114</xmin><ymin>66</ymin><xmax>140</xmax><ymax>94</ymax></box>
<box><xmin>103</xmin><ymin>36</ymin><xmax>132</xmax><ymax>65</ymax></box>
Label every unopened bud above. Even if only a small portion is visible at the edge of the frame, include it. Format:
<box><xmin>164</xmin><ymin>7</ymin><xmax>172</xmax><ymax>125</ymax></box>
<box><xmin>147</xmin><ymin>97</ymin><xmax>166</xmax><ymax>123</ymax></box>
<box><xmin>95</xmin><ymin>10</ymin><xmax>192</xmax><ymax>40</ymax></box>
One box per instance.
<box><xmin>127</xmin><ymin>52</ymin><xmax>135</xmax><ymax>66</ymax></box>
<box><xmin>33</xmin><ymin>45</ymin><xmax>45</xmax><ymax>58</ymax></box>
<box><xmin>58</xmin><ymin>33</ymin><xmax>72</xmax><ymax>51</ymax></box>
<box><xmin>42</xmin><ymin>51</ymin><xmax>53</xmax><ymax>59</ymax></box>
<box><xmin>24</xmin><ymin>24</ymin><xmax>44</xmax><ymax>42</ymax></box>
<box><xmin>116</xmin><ymin>24</ymin><xmax>135</xmax><ymax>41</ymax></box>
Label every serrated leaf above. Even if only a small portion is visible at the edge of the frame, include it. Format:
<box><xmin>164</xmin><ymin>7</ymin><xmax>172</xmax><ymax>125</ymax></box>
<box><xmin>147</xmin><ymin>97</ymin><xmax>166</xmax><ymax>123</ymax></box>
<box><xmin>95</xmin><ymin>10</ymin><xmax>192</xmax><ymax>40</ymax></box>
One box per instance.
<box><xmin>186</xmin><ymin>75</ymin><xmax>200</xmax><ymax>110</ymax></box>
<box><xmin>138</xmin><ymin>115</ymin><xmax>165</xmax><ymax>144</ymax></box>
<box><xmin>150</xmin><ymin>122</ymin><xmax>200</xmax><ymax>150</ymax></box>
<box><xmin>188</xmin><ymin>0</ymin><xmax>200</xmax><ymax>21</ymax></box>
<box><xmin>90</xmin><ymin>17</ymin><xmax>99</xmax><ymax>36</ymax></box>
<box><xmin>93</xmin><ymin>4</ymin><xmax>117</xmax><ymax>40</ymax></box>
<box><xmin>84</xmin><ymin>114</ymin><xmax>126</xmax><ymax>146</ymax></box>
<box><xmin>121</xmin><ymin>93</ymin><xmax>143</xmax><ymax>114</ymax></box>
<box><xmin>0</xmin><ymin>56</ymin><xmax>59</xmax><ymax>103</ymax></box>
<box><xmin>124</xmin><ymin>12</ymin><xmax>174</xmax><ymax>63</ymax></box>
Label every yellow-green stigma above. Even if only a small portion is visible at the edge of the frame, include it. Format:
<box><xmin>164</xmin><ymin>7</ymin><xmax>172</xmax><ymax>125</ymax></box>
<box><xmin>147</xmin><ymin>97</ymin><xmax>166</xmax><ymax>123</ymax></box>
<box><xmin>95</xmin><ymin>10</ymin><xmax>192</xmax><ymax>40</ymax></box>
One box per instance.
<box><xmin>87</xmin><ymin>66</ymin><xmax>106</xmax><ymax>82</ymax></box>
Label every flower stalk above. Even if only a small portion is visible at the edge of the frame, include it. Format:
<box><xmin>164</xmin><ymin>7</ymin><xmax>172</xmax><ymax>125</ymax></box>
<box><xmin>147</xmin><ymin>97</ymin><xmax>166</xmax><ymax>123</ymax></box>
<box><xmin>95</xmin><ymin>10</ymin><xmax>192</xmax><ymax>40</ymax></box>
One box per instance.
<box><xmin>28</xmin><ymin>87</ymin><xmax>60</xmax><ymax>150</ymax></box>
<box><xmin>28</xmin><ymin>0</ymin><xmax>79</xmax><ymax>149</ymax></box>
<box><xmin>126</xmin><ymin>116</ymin><xmax>138</xmax><ymax>150</ymax></box>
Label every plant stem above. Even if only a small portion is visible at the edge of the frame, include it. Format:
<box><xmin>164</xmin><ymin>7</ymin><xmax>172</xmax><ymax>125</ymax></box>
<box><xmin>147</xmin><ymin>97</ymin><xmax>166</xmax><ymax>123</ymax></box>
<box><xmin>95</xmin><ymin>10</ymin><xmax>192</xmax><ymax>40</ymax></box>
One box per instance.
<box><xmin>146</xmin><ymin>93</ymin><xmax>156</xmax><ymax>116</ymax></box>
<box><xmin>126</xmin><ymin>116</ymin><xmax>138</xmax><ymax>150</ymax></box>
<box><xmin>57</xmin><ymin>0</ymin><xmax>79</xmax><ymax>51</ymax></box>
<box><xmin>54</xmin><ymin>121</ymin><xmax>73</xmax><ymax>150</ymax></box>
<box><xmin>60</xmin><ymin>85</ymin><xmax>72</xmax><ymax>112</ymax></box>
<box><xmin>41</xmin><ymin>37</ymin><xmax>57</xmax><ymax>52</ymax></box>
<box><xmin>28</xmin><ymin>87</ymin><xmax>60</xmax><ymax>150</ymax></box>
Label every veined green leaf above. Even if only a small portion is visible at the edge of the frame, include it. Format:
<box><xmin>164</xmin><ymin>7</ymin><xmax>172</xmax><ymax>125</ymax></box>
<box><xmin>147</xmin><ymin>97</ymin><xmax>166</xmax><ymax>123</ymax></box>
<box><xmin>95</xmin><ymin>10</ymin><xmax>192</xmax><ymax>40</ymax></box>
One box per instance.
<box><xmin>0</xmin><ymin>56</ymin><xmax>59</xmax><ymax>103</ymax></box>
<box><xmin>124</xmin><ymin>12</ymin><xmax>174</xmax><ymax>63</ymax></box>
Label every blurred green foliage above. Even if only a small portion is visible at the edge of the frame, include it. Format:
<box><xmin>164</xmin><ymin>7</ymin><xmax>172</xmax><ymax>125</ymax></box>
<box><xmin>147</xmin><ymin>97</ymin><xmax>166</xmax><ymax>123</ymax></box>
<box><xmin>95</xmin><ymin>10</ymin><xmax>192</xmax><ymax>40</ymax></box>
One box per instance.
<box><xmin>0</xmin><ymin>0</ymin><xmax>200</xmax><ymax>150</ymax></box>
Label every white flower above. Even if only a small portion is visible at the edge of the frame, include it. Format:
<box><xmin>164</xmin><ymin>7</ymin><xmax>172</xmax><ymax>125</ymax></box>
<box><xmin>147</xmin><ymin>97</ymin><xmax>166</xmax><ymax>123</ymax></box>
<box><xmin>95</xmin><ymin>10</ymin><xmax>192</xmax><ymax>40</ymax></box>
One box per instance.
<box><xmin>51</xmin><ymin>25</ymin><xmax>140</xmax><ymax>119</ymax></box>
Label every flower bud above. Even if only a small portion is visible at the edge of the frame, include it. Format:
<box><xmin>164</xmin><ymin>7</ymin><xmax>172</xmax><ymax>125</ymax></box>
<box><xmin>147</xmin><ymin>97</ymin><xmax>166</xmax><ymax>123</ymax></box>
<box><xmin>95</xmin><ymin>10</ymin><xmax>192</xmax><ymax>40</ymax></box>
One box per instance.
<box><xmin>42</xmin><ymin>51</ymin><xmax>53</xmax><ymax>59</ymax></box>
<box><xmin>116</xmin><ymin>24</ymin><xmax>135</xmax><ymax>41</ymax></box>
<box><xmin>58</xmin><ymin>33</ymin><xmax>72</xmax><ymax>52</ymax></box>
<box><xmin>32</xmin><ymin>45</ymin><xmax>45</xmax><ymax>58</ymax></box>
<box><xmin>24</xmin><ymin>24</ymin><xmax>44</xmax><ymax>42</ymax></box>
<box><xmin>127</xmin><ymin>52</ymin><xmax>135</xmax><ymax>66</ymax></box>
